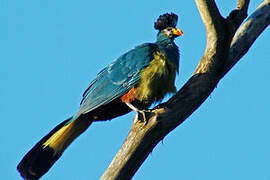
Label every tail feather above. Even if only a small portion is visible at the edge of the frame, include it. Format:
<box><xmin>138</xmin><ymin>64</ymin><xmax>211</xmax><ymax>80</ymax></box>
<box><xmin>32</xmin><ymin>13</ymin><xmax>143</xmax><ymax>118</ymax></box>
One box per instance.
<box><xmin>17</xmin><ymin>116</ymin><xmax>92</xmax><ymax>180</ymax></box>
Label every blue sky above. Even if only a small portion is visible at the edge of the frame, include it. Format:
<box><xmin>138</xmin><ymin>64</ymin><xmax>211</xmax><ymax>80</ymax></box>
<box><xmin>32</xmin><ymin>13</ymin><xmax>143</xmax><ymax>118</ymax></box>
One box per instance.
<box><xmin>1</xmin><ymin>0</ymin><xmax>270</xmax><ymax>179</ymax></box>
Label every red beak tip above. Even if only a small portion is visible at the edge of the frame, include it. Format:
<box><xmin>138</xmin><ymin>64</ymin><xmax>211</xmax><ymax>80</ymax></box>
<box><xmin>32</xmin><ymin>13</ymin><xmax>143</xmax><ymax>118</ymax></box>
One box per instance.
<box><xmin>178</xmin><ymin>31</ymin><xmax>183</xmax><ymax>36</ymax></box>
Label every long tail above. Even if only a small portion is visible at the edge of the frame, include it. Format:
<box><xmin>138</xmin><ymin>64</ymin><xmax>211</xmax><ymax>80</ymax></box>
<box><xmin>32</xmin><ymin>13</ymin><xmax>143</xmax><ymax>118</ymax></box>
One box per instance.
<box><xmin>17</xmin><ymin>116</ymin><xmax>92</xmax><ymax>180</ymax></box>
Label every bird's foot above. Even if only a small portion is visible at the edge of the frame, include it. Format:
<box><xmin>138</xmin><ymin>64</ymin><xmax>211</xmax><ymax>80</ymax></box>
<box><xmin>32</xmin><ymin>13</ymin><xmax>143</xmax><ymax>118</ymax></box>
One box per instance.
<box><xmin>136</xmin><ymin>109</ymin><xmax>152</xmax><ymax>124</ymax></box>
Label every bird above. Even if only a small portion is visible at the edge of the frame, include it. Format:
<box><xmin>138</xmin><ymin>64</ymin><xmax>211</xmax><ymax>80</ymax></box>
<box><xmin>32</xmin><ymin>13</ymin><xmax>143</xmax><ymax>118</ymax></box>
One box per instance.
<box><xmin>17</xmin><ymin>12</ymin><xmax>183</xmax><ymax>180</ymax></box>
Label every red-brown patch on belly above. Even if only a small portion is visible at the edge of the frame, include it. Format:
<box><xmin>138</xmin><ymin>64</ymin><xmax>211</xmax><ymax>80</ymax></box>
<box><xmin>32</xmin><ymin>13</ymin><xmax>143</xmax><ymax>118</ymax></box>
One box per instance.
<box><xmin>121</xmin><ymin>87</ymin><xmax>137</xmax><ymax>103</ymax></box>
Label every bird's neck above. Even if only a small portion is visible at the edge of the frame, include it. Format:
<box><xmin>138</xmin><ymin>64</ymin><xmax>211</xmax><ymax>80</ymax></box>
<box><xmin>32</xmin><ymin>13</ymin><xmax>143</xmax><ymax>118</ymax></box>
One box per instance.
<box><xmin>156</xmin><ymin>38</ymin><xmax>175</xmax><ymax>49</ymax></box>
<box><xmin>156</xmin><ymin>33</ymin><xmax>177</xmax><ymax>51</ymax></box>
<box><xmin>156</xmin><ymin>37</ymin><xmax>179</xmax><ymax>69</ymax></box>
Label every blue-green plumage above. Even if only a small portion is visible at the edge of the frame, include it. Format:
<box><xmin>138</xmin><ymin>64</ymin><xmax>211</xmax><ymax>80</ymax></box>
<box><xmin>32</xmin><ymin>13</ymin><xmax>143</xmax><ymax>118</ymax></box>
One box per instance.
<box><xmin>79</xmin><ymin>34</ymin><xmax>180</xmax><ymax>115</ymax></box>
<box><xmin>78</xmin><ymin>43</ymin><xmax>160</xmax><ymax>115</ymax></box>
<box><xmin>17</xmin><ymin>13</ymin><xmax>183</xmax><ymax>180</ymax></box>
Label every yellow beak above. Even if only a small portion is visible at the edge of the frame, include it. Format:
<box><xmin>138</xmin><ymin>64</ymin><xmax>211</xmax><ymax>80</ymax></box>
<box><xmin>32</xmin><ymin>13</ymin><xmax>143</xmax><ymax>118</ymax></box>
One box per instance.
<box><xmin>172</xmin><ymin>28</ymin><xmax>183</xmax><ymax>36</ymax></box>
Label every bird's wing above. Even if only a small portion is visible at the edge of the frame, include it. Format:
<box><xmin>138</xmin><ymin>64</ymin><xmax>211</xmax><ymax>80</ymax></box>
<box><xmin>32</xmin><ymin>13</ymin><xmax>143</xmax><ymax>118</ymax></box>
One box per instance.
<box><xmin>78</xmin><ymin>43</ymin><xmax>159</xmax><ymax>115</ymax></box>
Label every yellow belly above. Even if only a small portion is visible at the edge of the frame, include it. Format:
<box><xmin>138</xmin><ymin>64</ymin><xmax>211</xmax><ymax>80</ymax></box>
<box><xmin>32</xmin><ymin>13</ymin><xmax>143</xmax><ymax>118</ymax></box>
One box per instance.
<box><xmin>134</xmin><ymin>51</ymin><xmax>178</xmax><ymax>105</ymax></box>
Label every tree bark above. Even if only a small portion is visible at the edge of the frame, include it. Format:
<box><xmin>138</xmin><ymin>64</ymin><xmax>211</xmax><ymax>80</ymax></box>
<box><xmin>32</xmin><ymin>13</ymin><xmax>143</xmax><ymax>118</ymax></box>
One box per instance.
<box><xmin>100</xmin><ymin>1</ymin><xmax>270</xmax><ymax>179</ymax></box>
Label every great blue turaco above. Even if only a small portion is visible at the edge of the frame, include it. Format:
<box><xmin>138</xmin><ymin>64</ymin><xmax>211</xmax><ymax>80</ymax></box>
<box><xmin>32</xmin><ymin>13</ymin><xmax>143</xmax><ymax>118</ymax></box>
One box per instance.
<box><xmin>17</xmin><ymin>12</ymin><xmax>183</xmax><ymax>180</ymax></box>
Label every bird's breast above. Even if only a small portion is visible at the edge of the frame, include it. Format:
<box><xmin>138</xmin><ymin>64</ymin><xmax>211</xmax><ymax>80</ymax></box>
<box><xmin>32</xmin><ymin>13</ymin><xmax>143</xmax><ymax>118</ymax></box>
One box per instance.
<box><xmin>121</xmin><ymin>50</ymin><xmax>177</xmax><ymax>108</ymax></box>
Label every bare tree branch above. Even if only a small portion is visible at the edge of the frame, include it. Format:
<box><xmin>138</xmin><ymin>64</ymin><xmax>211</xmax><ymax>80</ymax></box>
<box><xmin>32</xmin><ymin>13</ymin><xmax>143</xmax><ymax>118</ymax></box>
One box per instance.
<box><xmin>101</xmin><ymin>1</ymin><xmax>270</xmax><ymax>179</ymax></box>
<box><xmin>226</xmin><ymin>0</ymin><xmax>250</xmax><ymax>40</ymax></box>
<box><xmin>194</xmin><ymin>0</ymin><xmax>224</xmax><ymax>34</ymax></box>
<box><xmin>223</xmin><ymin>0</ymin><xmax>270</xmax><ymax>76</ymax></box>
<box><xmin>100</xmin><ymin>112</ymin><xmax>166</xmax><ymax>180</ymax></box>
<box><xmin>194</xmin><ymin>0</ymin><xmax>228</xmax><ymax>75</ymax></box>
<box><xmin>237</xmin><ymin>0</ymin><xmax>249</xmax><ymax>11</ymax></box>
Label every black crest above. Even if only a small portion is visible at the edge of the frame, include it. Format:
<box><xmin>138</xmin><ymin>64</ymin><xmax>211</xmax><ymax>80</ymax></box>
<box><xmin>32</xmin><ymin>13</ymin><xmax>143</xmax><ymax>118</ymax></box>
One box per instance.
<box><xmin>154</xmin><ymin>13</ymin><xmax>178</xmax><ymax>31</ymax></box>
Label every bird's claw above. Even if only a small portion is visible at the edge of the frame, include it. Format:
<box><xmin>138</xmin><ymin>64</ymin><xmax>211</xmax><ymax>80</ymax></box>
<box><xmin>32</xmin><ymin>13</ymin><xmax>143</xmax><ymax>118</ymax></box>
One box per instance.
<box><xmin>137</xmin><ymin>109</ymin><xmax>152</xmax><ymax>125</ymax></box>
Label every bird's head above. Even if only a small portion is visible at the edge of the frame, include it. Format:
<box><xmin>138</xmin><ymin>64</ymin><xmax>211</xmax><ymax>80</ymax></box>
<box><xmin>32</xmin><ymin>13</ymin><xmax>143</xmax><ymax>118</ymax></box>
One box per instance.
<box><xmin>155</xmin><ymin>13</ymin><xmax>183</xmax><ymax>40</ymax></box>
<box><xmin>160</xmin><ymin>27</ymin><xmax>183</xmax><ymax>39</ymax></box>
